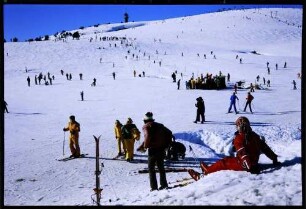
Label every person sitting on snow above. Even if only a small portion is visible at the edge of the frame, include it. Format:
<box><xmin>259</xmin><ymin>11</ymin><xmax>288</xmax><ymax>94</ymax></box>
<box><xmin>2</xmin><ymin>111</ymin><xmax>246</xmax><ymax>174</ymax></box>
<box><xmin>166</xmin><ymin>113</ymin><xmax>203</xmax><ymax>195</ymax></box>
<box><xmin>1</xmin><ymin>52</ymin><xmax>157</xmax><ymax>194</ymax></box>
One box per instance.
<box><xmin>188</xmin><ymin>116</ymin><xmax>280</xmax><ymax>181</ymax></box>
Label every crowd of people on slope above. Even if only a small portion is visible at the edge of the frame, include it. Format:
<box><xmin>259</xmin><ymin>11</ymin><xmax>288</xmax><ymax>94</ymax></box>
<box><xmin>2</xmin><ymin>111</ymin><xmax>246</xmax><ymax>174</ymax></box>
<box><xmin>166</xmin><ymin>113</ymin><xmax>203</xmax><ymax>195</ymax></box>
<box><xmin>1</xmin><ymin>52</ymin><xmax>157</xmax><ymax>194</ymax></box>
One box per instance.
<box><xmin>7</xmin><ymin>35</ymin><xmax>299</xmax><ymax>195</ymax></box>
<box><xmin>184</xmin><ymin>72</ymin><xmax>227</xmax><ymax>90</ymax></box>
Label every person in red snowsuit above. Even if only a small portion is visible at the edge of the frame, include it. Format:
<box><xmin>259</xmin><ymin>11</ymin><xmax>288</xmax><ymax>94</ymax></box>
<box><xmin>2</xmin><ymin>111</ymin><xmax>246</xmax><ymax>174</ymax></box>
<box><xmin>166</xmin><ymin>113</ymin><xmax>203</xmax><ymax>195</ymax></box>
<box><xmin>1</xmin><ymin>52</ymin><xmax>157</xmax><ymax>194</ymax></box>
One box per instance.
<box><xmin>189</xmin><ymin>116</ymin><xmax>279</xmax><ymax>180</ymax></box>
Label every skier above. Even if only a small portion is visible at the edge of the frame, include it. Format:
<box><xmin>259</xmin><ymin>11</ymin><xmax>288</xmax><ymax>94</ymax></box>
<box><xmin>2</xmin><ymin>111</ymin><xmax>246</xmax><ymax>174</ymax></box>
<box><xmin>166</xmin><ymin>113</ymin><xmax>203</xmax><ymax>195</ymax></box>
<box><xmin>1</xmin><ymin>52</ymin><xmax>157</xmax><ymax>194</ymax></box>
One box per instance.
<box><xmin>243</xmin><ymin>92</ymin><xmax>254</xmax><ymax>113</ymax></box>
<box><xmin>177</xmin><ymin>79</ymin><xmax>181</xmax><ymax>90</ymax></box>
<box><xmin>114</xmin><ymin>120</ymin><xmax>126</xmax><ymax>157</ymax></box>
<box><xmin>27</xmin><ymin>76</ymin><xmax>30</xmax><ymax>87</ymax></box>
<box><xmin>137</xmin><ymin>112</ymin><xmax>171</xmax><ymax>191</ymax></box>
<box><xmin>112</xmin><ymin>72</ymin><xmax>116</xmax><ymax>80</ymax></box>
<box><xmin>92</xmin><ymin>78</ymin><xmax>96</xmax><ymax>86</ymax></box>
<box><xmin>228</xmin><ymin>92</ymin><xmax>239</xmax><ymax>114</ymax></box>
<box><xmin>227</xmin><ymin>73</ymin><xmax>230</xmax><ymax>82</ymax></box>
<box><xmin>188</xmin><ymin>116</ymin><xmax>280</xmax><ymax>180</ymax></box>
<box><xmin>80</xmin><ymin>91</ymin><xmax>84</xmax><ymax>101</ymax></box>
<box><xmin>121</xmin><ymin>118</ymin><xmax>140</xmax><ymax>162</ymax></box>
<box><xmin>234</xmin><ymin>83</ymin><xmax>237</xmax><ymax>94</ymax></box>
<box><xmin>172</xmin><ymin>72</ymin><xmax>176</xmax><ymax>83</ymax></box>
<box><xmin>79</xmin><ymin>73</ymin><xmax>83</xmax><ymax>80</ymax></box>
<box><xmin>263</xmin><ymin>77</ymin><xmax>266</xmax><ymax>85</ymax></box>
<box><xmin>284</xmin><ymin>62</ymin><xmax>287</xmax><ymax>68</ymax></box>
<box><xmin>4</xmin><ymin>100</ymin><xmax>9</xmax><ymax>113</ymax></box>
<box><xmin>194</xmin><ymin>97</ymin><xmax>205</xmax><ymax>123</ymax></box>
<box><xmin>250</xmin><ymin>83</ymin><xmax>255</xmax><ymax>92</ymax></box>
<box><xmin>63</xmin><ymin>115</ymin><xmax>81</xmax><ymax>158</ymax></box>
<box><xmin>292</xmin><ymin>80</ymin><xmax>297</xmax><ymax>90</ymax></box>
<box><xmin>267</xmin><ymin>79</ymin><xmax>271</xmax><ymax>87</ymax></box>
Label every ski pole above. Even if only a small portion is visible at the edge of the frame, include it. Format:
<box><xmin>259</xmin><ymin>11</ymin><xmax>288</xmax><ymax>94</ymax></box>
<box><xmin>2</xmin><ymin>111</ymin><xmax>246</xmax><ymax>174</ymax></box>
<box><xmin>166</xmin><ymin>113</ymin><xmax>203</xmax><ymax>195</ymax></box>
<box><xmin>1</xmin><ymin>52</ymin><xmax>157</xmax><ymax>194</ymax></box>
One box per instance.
<box><xmin>243</xmin><ymin>100</ymin><xmax>246</xmax><ymax>109</ymax></box>
<box><xmin>251</xmin><ymin>102</ymin><xmax>255</xmax><ymax>112</ymax></box>
<box><xmin>63</xmin><ymin>131</ymin><xmax>65</xmax><ymax>156</ymax></box>
<box><xmin>237</xmin><ymin>100</ymin><xmax>241</xmax><ymax>111</ymax></box>
<box><xmin>189</xmin><ymin>145</ymin><xmax>200</xmax><ymax>165</ymax></box>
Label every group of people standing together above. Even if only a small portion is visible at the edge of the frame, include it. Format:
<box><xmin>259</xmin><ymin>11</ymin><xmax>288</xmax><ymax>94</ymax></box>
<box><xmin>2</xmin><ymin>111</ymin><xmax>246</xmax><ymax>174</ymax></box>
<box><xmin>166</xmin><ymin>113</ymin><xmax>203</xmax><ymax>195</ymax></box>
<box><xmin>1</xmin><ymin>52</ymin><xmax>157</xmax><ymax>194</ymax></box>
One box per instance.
<box><xmin>227</xmin><ymin>91</ymin><xmax>254</xmax><ymax>114</ymax></box>
<box><xmin>114</xmin><ymin>117</ymin><xmax>140</xmax><ymax>162</ymax></box>
<box><xmin>193</xmin><ymin>90</ymin><xmax>255</xmax><ymax>124</ymax></box>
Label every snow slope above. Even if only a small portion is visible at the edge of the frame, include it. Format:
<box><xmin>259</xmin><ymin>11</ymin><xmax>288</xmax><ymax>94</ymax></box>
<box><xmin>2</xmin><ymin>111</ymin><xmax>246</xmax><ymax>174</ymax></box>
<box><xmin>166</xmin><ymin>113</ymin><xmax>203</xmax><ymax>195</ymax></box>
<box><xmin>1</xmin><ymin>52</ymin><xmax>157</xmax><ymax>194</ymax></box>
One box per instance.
<box><xmin>3</xmin><ymin>8</ymin><xmax>302</xmax><ymax>206</ymax></box>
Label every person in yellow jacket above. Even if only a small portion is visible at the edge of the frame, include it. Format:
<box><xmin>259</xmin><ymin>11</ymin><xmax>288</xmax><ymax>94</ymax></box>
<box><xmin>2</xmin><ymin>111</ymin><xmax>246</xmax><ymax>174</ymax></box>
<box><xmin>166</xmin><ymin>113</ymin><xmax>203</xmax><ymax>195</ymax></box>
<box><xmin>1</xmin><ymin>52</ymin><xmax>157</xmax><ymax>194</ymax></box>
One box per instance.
<box><xmin>63</xmin><ymin>115</ymin><xmax>81</xmax><ymax>158</ymax></box>
<box><xmin>121</xmin><ymin>117</ymin><xmax>140</xmax><ymax>162</ymax></box>
<box><xmin>114</xmin><ymin>120</ymin><xmax>126</xmax><ymax>157</ymax></box>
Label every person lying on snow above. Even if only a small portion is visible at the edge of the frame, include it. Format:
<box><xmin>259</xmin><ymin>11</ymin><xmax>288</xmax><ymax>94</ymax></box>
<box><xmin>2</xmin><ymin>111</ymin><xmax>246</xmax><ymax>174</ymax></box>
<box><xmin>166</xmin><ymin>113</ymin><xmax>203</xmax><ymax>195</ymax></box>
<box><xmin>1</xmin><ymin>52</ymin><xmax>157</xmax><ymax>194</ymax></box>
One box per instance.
<box><xmin>189</xmin><ymin>116</ymin><xmax>280</xmax><ymax>181</ymax></box>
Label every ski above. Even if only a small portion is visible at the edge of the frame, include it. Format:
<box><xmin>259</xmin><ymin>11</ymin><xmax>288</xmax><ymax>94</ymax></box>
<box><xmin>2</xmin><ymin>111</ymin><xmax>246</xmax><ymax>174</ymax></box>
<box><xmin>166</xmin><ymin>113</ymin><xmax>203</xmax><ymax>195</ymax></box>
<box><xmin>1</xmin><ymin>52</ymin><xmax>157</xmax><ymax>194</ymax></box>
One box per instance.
<box><xmin>57</xmin><ymin>153</ymin><xmax>88</xmax><ymax>162</ymax></box>
<box><xmin>129</xmin><ymin>167</ymin><xmax>188</xmax><ymax>175</ymax></box>
<box><xmin>167</xmin><ymin>180</ymin><xmax>195</xmax><ymax>189</ymax></box>
<box><xmin>138</xmin><ymin>167</ymin><xmax>188</xmax><ymax>174</ymax></box>
<box><xmin>168</xmin><ymin>177</ymin><xmax>194</xmax><ymax>184</ymax></box>
<box><xmin>112</xmin><ymin>154</ymin><xmax>125</xmax><ymax>160</ymax></box>
<box><xmin>226</xmin><ymin>111</ymin><xmax>239</xmax><ymax>114</ymax></box>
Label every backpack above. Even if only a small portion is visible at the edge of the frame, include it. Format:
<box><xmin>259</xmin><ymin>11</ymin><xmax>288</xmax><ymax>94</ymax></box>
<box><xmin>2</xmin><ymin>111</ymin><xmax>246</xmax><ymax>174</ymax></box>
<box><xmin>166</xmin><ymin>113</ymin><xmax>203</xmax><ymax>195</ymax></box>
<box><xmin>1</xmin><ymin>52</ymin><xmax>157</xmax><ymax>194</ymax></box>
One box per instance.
<box><xmin>122</xmin><ymin>124</ymin><xmax>140</xmax><ymax>140</ymax></box>
<box><xmin>122</xmin><ymin>125</ymin><xmax>132</xmax><ymax>139</ymax></box>
<box><xmin>162</xmin><ymin>125</ymin><xmax>173</xmax><ymax>148</ymax></box>
<box><xmin>131</xmin><ymin>127</ymin><xmax>141</xmax><ymax>141</ymax></box>
<box><xmin>155</xmin><ymin>123</ymin><xmax>172</xmax><ymax>149</ymax></box>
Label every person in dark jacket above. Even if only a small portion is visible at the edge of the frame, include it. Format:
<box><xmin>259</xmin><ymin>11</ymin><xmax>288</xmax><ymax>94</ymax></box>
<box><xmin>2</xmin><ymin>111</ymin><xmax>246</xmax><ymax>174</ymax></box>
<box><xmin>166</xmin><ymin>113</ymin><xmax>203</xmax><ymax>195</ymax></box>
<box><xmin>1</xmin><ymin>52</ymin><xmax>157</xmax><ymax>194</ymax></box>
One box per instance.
<box><xmin>137</xmin><ymin>112</ymin><xmax>170</xmax><ymax>191</ymax></box>
<box><xmin>292</xmin><ymin>80</ymin><xmax>297</xmax><ymax>90</ymax></box>
<box><xmin>27</xmin><ymin>76</ymin><xmax>30</xmax><ymax>87</ymax></box>
<box><xmin>243</xmin><ymin>92</ymin><xmax>254</xmax><ymax>113</ymax></box>
<box><xmin>80</xmin><ymin>91</ymin><xmax>84</xmax><ymax>101</ymax></box>
<box><xmin>194</xmin><ymin>97</ymin><xmax>205</xmax><ymax>123</ymax></box>
<box><xmin>188</xmin><ymin>116</ymin><xmax>279</xmax><ymax>180</ymax></box>
<box><xmin>166</xmin><ymin>137</ymin><xmax>186</xmax><ymax>161</ymax></box>
<box><xmin>4</xmin><ymin>100</ymin><xmax>9</xmax><ymax>113</ymax></box>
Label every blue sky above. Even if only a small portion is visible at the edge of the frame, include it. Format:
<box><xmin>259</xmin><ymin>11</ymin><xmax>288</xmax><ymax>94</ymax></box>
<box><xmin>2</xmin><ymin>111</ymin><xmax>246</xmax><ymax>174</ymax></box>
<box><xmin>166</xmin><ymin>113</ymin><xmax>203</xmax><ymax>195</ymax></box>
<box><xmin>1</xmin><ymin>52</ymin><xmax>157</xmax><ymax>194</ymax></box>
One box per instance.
<box><xmin>3</xmin><ymin>4</ymin><xmax>302</xmax><ymax>42</ymax></box>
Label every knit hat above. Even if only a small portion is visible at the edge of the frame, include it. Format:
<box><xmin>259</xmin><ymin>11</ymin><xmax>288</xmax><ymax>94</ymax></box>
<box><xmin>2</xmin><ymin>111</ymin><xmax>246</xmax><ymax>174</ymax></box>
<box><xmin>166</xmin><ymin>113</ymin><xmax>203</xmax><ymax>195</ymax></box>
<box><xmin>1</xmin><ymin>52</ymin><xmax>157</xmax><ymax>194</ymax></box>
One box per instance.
<box><xmin>127</xmin><ymin>117</ymin><xmax>133</xmax><ymax>124</ymax></box>
<box><xmin>143</xmin><ymin>112</ymin><xmax>154</xmax><ymax>122</ymax></box>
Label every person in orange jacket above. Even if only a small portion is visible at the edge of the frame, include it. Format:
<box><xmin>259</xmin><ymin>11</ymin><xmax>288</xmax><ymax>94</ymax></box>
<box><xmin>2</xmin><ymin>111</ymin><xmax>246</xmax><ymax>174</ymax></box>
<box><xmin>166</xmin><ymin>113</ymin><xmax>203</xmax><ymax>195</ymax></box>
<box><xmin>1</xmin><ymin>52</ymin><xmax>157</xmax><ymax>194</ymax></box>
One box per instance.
<box><xmin>189</xmin><ymin>116</ymin><xmax>279</xmax><ymax>180</ymax></box>
<box><xmin>63</xmin><ymin>115</ymin><xmax>81</xmax><ymax>158</ymax></box>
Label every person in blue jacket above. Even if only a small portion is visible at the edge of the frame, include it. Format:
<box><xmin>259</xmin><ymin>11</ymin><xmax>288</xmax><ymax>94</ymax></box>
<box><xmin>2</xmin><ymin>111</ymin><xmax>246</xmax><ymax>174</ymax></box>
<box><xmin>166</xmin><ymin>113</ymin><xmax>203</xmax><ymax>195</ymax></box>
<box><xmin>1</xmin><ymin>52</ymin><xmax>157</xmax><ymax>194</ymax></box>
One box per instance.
<box><xmin>228</xmin><ymin>92</ymin><xmax>239</xmax><ymax>114</ymax></box>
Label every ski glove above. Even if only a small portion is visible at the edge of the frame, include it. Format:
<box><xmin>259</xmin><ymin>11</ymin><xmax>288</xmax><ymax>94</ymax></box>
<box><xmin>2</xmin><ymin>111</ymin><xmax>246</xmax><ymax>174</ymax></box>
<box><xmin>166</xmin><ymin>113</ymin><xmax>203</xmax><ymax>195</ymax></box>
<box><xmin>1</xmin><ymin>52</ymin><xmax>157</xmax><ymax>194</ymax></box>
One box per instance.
<box><xmin>249</xmin><ymin>165</ymin><xmax>260</xmax><ymax>174</ymax></box>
